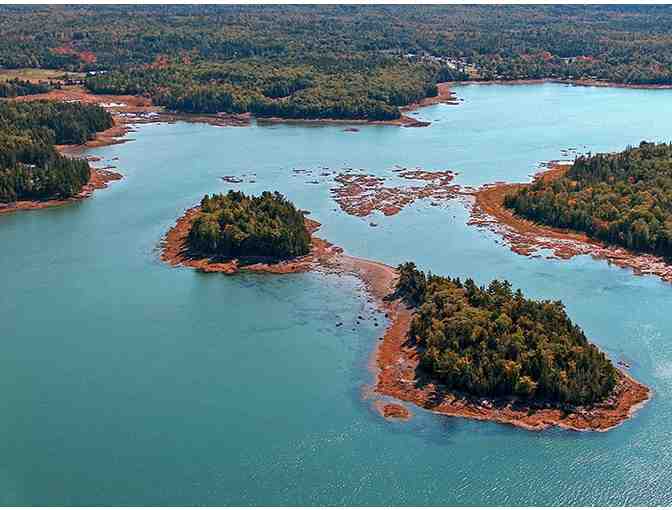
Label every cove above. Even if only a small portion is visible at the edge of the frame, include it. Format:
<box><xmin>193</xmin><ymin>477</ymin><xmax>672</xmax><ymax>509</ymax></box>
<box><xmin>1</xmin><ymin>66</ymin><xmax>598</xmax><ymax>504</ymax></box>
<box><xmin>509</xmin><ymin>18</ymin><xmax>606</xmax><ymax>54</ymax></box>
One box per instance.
<box><xmin>1</xmin><ymin>83</ymin><xmax>672</xmax><ymax>505</ymax></box>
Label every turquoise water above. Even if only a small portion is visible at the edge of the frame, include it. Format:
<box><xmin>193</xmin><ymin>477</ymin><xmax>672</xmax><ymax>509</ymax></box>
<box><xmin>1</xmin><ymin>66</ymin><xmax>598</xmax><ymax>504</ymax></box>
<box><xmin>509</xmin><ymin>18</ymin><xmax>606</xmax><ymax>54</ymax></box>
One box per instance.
<box><xmin>1</xmin><ymin>83</ymin><xmax>672</xmax><ymax>505</ymax></box>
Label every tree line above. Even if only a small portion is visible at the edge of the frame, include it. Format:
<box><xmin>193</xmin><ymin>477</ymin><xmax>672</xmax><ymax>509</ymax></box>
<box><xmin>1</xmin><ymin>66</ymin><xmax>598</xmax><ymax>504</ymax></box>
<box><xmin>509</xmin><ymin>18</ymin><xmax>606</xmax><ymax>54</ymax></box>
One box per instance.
<box><xmin>504</xmin><ymin>141</ymin><xmax>672</xmax><ymax>259</ymax></box>
<box><xmin>0</xmin><ymin>78</ymin><xmax>53</xmax><ymax>98</ymax></box>
<box><xmin>394</xmin><ymin>262</ymin><xmax>618</xmax><ymax>406</ymax></box>
<box><xmin>85</xmin><ymin>59</ymin><xmax>457</xmax><ymax>120</ymax></box>
<box><xmin>188</xmin><ymin>191</ymin><xmax>311</xmax><ymax>259</ymax></box>
<box><xmin>0</xmin><ymin>101</ymin><xmax>113</xmax><ymax>202</ymax></box>
<box><xmin>3</xmin><ymin>6</ymin><xmax>672</xmax><ymax>88</ymax></box>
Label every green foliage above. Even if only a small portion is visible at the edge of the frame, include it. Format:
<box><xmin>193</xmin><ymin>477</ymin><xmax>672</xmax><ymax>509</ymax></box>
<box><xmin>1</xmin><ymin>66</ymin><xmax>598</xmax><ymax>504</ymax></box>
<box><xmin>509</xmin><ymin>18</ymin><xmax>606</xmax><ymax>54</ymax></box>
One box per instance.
<box><xmin>0</xmin><ymin>101</ymin><xmax>112</xmax><ymax>202</ymax></box>
<box><xmin>395</xmin><ymin>263</ymin><xmax>618</xmax><ymax>406</ymax></box>
<box><xmin>505</xmin><ymin>142</ymin><xmax>672</xmax><ymax>258</ymax></box>
<box><xmin>86</xmin><ymin>59</ymin><xmax>445</xmax><ymax>120</ymax></box>
<box><xmin>0</xmin><ymin>78</ymin><xmax>52</xmax><ymax>98</ymax></box>
<box><xmin>2</xmin><ymin>6</ymin><xmax>672</xmax><ymax>95</ymax></box>
<box><xmin>188</xmin><ymin>191</ymin><xmax>311</xmax><ymax>259</ymax></box>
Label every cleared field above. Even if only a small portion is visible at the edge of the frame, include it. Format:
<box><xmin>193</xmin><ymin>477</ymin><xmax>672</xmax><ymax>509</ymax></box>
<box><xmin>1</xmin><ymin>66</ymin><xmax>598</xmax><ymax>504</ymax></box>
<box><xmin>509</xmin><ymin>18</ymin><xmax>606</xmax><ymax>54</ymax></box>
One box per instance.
<box><xmin>0</xmin><ymin>68</ymin><xmax>85</xmax><ymax>83</ymax></box>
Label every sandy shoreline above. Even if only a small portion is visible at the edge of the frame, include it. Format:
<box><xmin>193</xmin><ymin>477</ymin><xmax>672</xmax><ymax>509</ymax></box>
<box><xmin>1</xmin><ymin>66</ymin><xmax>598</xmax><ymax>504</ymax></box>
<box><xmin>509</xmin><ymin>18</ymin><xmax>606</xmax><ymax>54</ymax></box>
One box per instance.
<box><xmin>468</xmin><ymin>162</ymin><xmax>672</xmax><ymax>284</ymax></box>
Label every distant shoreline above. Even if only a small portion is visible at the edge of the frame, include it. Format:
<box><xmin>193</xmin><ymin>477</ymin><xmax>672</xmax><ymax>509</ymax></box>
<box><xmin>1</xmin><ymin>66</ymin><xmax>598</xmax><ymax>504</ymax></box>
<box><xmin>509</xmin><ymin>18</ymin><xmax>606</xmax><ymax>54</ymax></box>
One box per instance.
<box><xmin>449</xmin><ymin>78</ymin><xmax>672</xmax><ymax>90</ymax></box>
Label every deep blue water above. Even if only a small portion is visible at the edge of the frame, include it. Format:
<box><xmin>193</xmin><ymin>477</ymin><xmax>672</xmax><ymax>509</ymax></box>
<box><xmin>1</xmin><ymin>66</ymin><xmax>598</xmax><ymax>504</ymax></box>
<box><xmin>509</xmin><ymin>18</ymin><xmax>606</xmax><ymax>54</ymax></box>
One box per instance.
<box><xmin>1</xmin><ymin>83</ymin><xmax>672</xmax><ymax>505</ymax></box>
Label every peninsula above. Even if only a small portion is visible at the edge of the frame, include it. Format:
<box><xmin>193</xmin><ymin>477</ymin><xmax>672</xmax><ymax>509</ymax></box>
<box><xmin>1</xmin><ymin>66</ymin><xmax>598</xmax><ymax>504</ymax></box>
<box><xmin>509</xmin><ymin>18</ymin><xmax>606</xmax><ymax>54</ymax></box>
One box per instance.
<box><xmin>0</xmin><ymin>100</ymin><xmax>121</xmax><ymax>214</ymax></box>
<box><xmin>470</xmin><ymin>143</ymin><xmax>672</xmax><ymax>284</ymax></box>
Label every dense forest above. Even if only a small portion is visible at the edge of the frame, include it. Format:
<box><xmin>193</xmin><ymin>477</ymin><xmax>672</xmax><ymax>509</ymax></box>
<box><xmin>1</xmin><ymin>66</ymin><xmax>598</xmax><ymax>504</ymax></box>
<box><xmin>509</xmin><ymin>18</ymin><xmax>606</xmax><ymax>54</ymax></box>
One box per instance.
<box><xmin>188</xmin><ymin>191</ymin><xmax>311</xmax><ymax>259</ymax></box>
<box><xmin>0</xmin><ymin>101</ymin><xmax>112</xmax><ymax>202</ymax></box>
<box><xmin>504</xmin><ymin>142</ymin><xmax>672</xmax><ymax>259</ymax></box>
<box><xmin>4</xmin><ymin>6</ymin><xmax>672</xmax><ymax>118</ymax></box>
<box><xmin>0</xmin><ymin>78</ymin><xmax>52</xmax><ymax>98</ymax></box>
<box><xmin>394</xmin><ymin>262</ymin><xmax>618</xmax><ymax>406</ymax></box>
<box><xmin>86</xmin><ymin>60</ymin><xmax>446</xmax><ymax>120</ymax></box>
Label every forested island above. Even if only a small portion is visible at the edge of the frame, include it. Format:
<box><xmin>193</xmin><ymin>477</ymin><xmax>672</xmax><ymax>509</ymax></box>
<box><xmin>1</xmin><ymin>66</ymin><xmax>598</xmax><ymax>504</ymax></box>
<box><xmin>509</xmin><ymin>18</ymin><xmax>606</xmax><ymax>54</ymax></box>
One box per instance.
<box><xmin>0</xmin><ymin>101</ymin><xmax>113</xmax><ymax>204</ymax></box>
<box><xmin>373</xmin><ymin>262</ymin><xmax>650</xmax><ymax>430</ymax></box>
<box><xmin>188</xmin><ymin>191</ymin><xmax>311</xmax><ymax>259</ymax></box>
<box><xmin>394</xmin><ymin>263</ymin><xmax>617</xmax><ymax>405</ymax></box>
<box><xmin>3</xmin><ymin>6</ymin><xmax>672</xmax><ymax>119</ymax></box>
<box><xmin>504</xmin><ymin>142</ymin><xmax>672</xmax><ymax>259</ymax></box>
<box><xmin>162</xmin><ymin>190</ymin><xmax>345</xmax><ymax>275</ymax></box>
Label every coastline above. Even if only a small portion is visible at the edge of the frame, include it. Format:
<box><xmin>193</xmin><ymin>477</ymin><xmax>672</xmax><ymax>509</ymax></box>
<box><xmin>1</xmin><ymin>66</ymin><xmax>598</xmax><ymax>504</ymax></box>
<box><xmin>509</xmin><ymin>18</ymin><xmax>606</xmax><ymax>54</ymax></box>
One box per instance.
<box><xmin>0</xmin><ymin>166</ymin><xmax>122</xmax><ymax>215</ymax></box>
<box><xmin>468</xmin><ymin>162</ymin><xmax>672</xmax><ymax>284</ymax></box>
<box><xmin>160</xmin><ymin>206</ymin><xmax>343</xmax><ymax>275</ymax></box>
<box><xmin>10</xmin><ymin>82</ymin><xmax>458</xmax><ymax>136</ymax></box>
<box><xmin>449</xmin><ymin>78</ymin><xmax>672</xmax><ymax>90</ymax></box>
<box><xmin>11</xmin><ymin>81</ymin><xmax>654</xmax><ymax>432</ymax></box>
<box><xmin>372</xmin><ymin>296</ymin><xmax>651</xmax><ymax>432</ymax></box>
<box><xmin>161</xmin><ymin>201</ymin><xmax>651</xmax><ymax>432</ymax></box>
<box><xmin>256</xmin><ymin>82</ymin><xmax>459</xmax><ymax>129</ymax></box>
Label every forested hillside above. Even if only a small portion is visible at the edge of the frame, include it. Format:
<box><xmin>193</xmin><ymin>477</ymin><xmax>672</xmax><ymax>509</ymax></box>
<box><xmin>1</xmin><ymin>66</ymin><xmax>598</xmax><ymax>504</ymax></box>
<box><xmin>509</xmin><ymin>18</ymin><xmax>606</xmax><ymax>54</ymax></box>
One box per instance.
<box><xmin>3</xmin><ymin>5</ymin><xmax>672</xmax><ymax>118</ymax></box>
<box><xmin>394</xmin><ymin>263</ymin><xmax>618</xmax><ymax>406</ymax></box>
<box><xmin>504</xmin><ymin>142</ymin><xmax>672</xmax><ymax>259</ymax></box>
<box><xmin>0</xmin><ymin>101</ymin><xmax>112</xmax><ymax>202</ymax></box>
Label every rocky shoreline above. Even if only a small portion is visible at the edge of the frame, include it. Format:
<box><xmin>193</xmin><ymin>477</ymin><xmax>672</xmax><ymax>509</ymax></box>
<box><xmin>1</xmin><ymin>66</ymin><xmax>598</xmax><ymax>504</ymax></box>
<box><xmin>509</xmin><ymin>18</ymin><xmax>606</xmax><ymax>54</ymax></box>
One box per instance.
<box><xmin>160</xmin><ymin>207</ymin><xmax>343</xmax><ymax>275</ymax></box>
<box><xmin>468</xmin><ymin>162</ymin><xmax>672</xmax><ymax>285</ymax></box>
<box><xmin>372</xmin><ymin>298</ymin><xmax>651</xmax><ymax>432</ymax></box>
<box><xmin>10</xmin><ymin>81</ymin><xmax>654</xmax><ymax>432</ymax></box>
<box><xmin>0</xmin><ymin>166</ymin><xmax>122</xmax><ymax>215</ymax></box>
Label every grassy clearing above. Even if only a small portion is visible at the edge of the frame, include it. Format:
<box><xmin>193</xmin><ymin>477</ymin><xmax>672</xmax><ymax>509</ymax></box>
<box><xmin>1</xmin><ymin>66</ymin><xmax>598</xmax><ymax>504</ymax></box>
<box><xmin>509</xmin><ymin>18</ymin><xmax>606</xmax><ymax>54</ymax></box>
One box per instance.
<box><xmin>0</xmin><ymin>68</ymin><xmax>85</xmax><ymax>83</ymax></box>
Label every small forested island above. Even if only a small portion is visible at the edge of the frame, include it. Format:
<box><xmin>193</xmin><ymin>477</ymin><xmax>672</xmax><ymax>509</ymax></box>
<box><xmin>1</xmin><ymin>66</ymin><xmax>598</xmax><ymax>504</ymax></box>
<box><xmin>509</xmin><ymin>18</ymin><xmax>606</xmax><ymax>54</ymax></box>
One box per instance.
<box><xmin>162</xmin><ymin>191</ymin><xmax>341</xmax><ymax>275</ymax></box>
<box><xmin>375</xmin><ymin>262</ymin><xmax>650</xmax><ymax>430</ymax></box>
<box><xmin>504</xmin><ymin>142</ymin><xmax>672</xmax><ymax>259</ymax></box>
<box><xmin>188</xmin><ymin>191</ymin><xmax>311</xmax><ymax>259</ymax></box>
<box><xmin>0</xmin><ymin>100</ymin><xmax>114</xmax><ymax>206</ymax></box>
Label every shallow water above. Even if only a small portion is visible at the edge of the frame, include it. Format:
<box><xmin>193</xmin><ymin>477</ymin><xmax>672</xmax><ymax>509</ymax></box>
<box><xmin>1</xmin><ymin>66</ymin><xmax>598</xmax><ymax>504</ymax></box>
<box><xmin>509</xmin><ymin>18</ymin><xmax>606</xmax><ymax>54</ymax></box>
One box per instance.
<box><xmin>1</xmin><ymin>83</ymin><xmax>672</xmax><ymax>505</ymax></box>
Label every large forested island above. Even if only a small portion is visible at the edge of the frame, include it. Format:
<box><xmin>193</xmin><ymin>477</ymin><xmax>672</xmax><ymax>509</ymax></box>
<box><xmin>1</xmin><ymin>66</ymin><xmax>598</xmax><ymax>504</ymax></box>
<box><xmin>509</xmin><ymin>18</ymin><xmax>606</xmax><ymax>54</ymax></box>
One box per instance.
<box><xmin>393</xmin><ymin>263</ymin><xmax>617</xmax><ymax>406</ymax></box>
<box><xmin>3</xmin><ymin>6</ymin><xmax>672</xmax><ymax>120</ymax></box>
<box><xmin>373</xmin><ymin>262</ymin><xmax>650</xmax><ymax>431</ymax></box>
<box><xmin>0</xmin><ymin>101</ymin><xmax>113</xmax><ymax>204</ymax></box>
<box><xmin>504</xmin><ymin>142</ymin><xmax>672</xmax><ymax>259</ymax></box>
